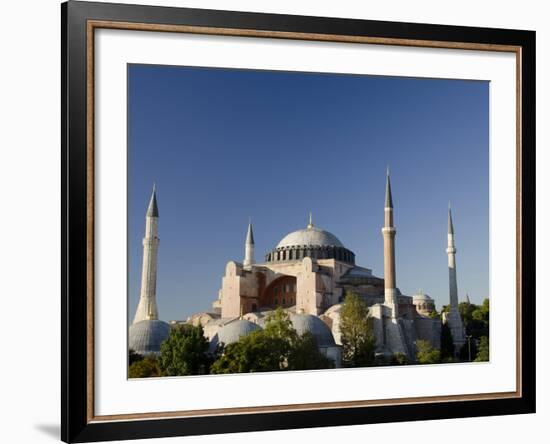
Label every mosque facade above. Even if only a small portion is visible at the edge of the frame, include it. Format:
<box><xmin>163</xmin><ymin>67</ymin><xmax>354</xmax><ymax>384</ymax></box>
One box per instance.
<box><xmin>129</xmin><ymin>172</ymin><xmax>466</xmax><ymax>366</ymax></box>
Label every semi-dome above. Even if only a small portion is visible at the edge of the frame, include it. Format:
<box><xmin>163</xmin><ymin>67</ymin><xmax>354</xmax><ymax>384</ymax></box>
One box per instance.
<box><xmin>210</xmin><ymin>319</ymin><xmax>262</xmax><ymax>351</ymax></box>
<box><xmin>290</xmin><ymin>313</ymin><xmax>336</xmax><ymax>348</ymax></box>
<box><xmin>129</xmin><ymin>319</ymin><xmax>170</xmax><ymax>355</ymax></box>
<box><xmin>277</xmin><ymin>226</ymin><xmax>344</xmax><ymax>248</ymax></box>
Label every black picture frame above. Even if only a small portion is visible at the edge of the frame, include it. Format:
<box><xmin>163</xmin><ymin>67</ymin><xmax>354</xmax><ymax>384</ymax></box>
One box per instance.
<box><xmin>62</xmin><ymin>1</ymin><xmax>536</xmax><ymax>442</ymax></box>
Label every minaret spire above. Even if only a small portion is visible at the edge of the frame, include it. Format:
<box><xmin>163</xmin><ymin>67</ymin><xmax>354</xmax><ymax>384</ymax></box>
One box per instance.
<box><xmin>243</xmin><ymin>219</ymin><xmax>255</xmax><ymax>269</ymax></box>
<box><xmin>146</xmin><ymin>183</ymin><xmax>159</xmax><ymax>217</ymax></box>
<box><xmin>448</xmin><ymin>202</ymin><xmax>454</xmax><ymax>235</ymax></box>
<box><xmin>445</xmin><ymin>203</ymin><xmax>466</xmax><ymax>355</ymax></box>
<box><xmin>382</xmin><ymin>168</ymin><xmax>398</xmax><ymax>317</ymax></box>
<box><xmin>133</xmin><ymin>184</ymin><xmax>160</xmax><ymax>324</ymax></box>
<box><xmin>385</xmin><ymin>166</ymin><xmax>393</xmax><ymax>209</ymax></box>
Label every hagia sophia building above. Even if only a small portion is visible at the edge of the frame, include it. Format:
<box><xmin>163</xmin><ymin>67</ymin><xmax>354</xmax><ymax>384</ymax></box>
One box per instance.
<box><xmin>129</xmin><ymin>171</ymin><xmax>467</xmax><ymax>367</ymax></box>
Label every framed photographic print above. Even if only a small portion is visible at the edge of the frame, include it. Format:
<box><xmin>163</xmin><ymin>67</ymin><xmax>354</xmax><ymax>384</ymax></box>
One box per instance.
<box><xmin>61</xmin><ymin>1</ymin><xmax>536</xmax><ymax>442</ymax></box>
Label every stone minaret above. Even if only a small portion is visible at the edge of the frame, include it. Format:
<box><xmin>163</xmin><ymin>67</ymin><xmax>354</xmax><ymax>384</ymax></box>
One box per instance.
<box><xmin>243</xmin><ymin>219</ymin><xmax>255</xmax><ymax>269</ymax></box>
<box><xmin>382</xmin><ymin>169</ymin><xmax>398</xmax><ymax>317</ymax></box>
<box><xmin>446</xmin><ymin>204</ymin><xmax>466</xmax><ymax>353</ymax></box>
<box><xmin>133</xmin><ymin>184</ymin><xmax>160</xmax><ymax>324</ymax></box>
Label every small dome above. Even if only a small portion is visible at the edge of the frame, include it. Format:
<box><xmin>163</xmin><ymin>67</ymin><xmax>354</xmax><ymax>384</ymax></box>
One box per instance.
<box><xmin>210</xmin><ymin>319</ymin><xmax>262</xmax><ymax>350</ymax></box>
<box><xmin>129</xmin><ymin>320</ymin><xmax>170</xmax><ymax>355</ymax></box>
<box><xmin>290</xmin><ymin>313</ymin><xmax>336</xmax><ymax>347</ymax></box>
<box><xmin>413</xmin><ymin>292</ymin><xmax>433</xmax><ymax>302</ymax></box>
<box><xmin>277</xmin><ymin>226</ymin><xmax>344</xmax><ymax>249</ymax></box>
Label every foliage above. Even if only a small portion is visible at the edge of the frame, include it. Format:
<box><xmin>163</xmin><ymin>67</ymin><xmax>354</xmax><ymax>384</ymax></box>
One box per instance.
<box><xmin>288</xmin><ymin>332</ymin><xmax>334</xmax><ymax>370</ymax></box>
<box><xmin>210</xmin><ymin>330</ymin><xmax>285</xmax><ymax>374</ymax></box>
<box><xmin>390</xmin><ymin>353</ymin><xmax>409</xmax><ymax>365</ymax></box>
<box><xmin>474</xmin><ymin>336</ymin><xmax>489</xmax><ymax>362</ymax></box>
<box><xmin>416</xmin><ymin>340</ymin><xmax>441</xmax><ymax>364</ymax></box>
<box><xmin>339</xmin><ymin>291</ymin><xmax>376</xmax><ymax>368</ymax></box>
<box><xmin>158</xmin><ymin>324</ymin><xmax>211</xmax><ymax>376</ymax></box>
<box><xmin>211</xmin><ymin>308</ymin><xmax>333</xmax><ymax>374</ymax></box>
<box><xmin>262</xmin><ymin>307</ymin><xmax>297</xmax><ymax>365</ymax></box>
<box><xmin>459</xmin><ymin>299</ymin><xmax>489</xmax><ymax>339</ymax></box>
<box><xmin>440</xmin><ymin>322</ymin><xmax>455</xmax><ymax>361</ymax></box>
<box><xmin>128</xmin><ymin>355</ymin><xmax>161</xmax><ymax>378</ymax></box>
<box><xmin>428</xmin><ymin>310</ymin><xmax>440</xmax><ymax>319</ymax></box>
<box><xmin>442</xmin><ymin>298</ymin><xmax>490</xmax><ymax>362</ymax></box>
<box><xmin>128</xmin><ymin>348</ymin><xmax>143</xmax><ymax>366</ymax></box>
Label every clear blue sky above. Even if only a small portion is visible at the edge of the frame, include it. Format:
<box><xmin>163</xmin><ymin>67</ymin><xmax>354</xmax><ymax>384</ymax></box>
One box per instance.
<box><xmin>128</xmin><ymin>64</ymin><xmax>489</xmax><ymax>322</ymax></box>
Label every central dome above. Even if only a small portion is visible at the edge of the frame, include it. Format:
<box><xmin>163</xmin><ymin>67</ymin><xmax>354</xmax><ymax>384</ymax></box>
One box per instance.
<box><xmin>265</xmin><ymin>217</ymin><xmax>354</xmax><ymax>265</ymax></box>
<box><xmin>277</xmin><ymin>226</ymin><xmax>344</xmax><ymax>248</ymax></box>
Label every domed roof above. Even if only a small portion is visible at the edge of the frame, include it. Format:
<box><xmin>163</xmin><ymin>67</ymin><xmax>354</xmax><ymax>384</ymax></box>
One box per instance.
<box><xmin>290</xmin><ymin>313</ymin><xmax>336</xmax><ymax>347</ymax></box>
<box><xmin>413</xmin><ymin>292</ymin><xmax>433</xmax><ymax>301</ymax></box>
<box><xmin>129</xmin><ymin>320</ymin><xmax>170</xmax><ymax>355</ymax></box>
<box><xmin>277</xmin><ymin>226</ymin><xmax>344</xmax><ymax>249</ymax></box>
<box><xmin>210</xmin><ymin>319</ymin><xmax>262</xmax><ymax>350</ymax></box>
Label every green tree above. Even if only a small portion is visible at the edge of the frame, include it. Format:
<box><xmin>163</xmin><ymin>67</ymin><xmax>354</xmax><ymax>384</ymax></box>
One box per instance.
<box><xmin>458</xmin><ymin>299</ymin><xmax>489</xmax><ymax>340</ymax></box>
<box><xmin>159</xmin><ymin>324</ymin><xmax>211</xmax><ymax>376</ymax></box>
<box><xmin>428</xmin><ymin>310</ymin><xmax>440</xmax><ymax>319</ymax></box>
<box><xmin>474</xmin><ymin>336</ymin><xmax>489</xmax><ymax>362</ymax></box>
<box><xmin>211</xmin><ymin>308</ymin><xmax>333</xmax><ymax>374</ymax></box>
<box><xmin>262</xmin><ymin>307</ymin><xmax>297</xmax><ymax>367</ymax></box>
<box><xmin>340</xmin><ymin>291</ymin><xmax>375</xmax><ymax>367</ymax></box>
<box><xmin>288</xmin><ymin>332</ymin><xmax>334</xmax><ymax>370</ymax></box>
<box><xmin>442</xmin><ymin>299</ymin><xmax>490</xmax><ymax>362</ymax></box>
<box><xmin>416</xmin><ymin>340</ymin><xmax>441</xmax><ymax>364</ymax></box>
<box><xmin>390</xmin><ymin>353</ymin><xmax>408</xmax><ymax>365</ymax></box>
<box><xmin>129</xmin><ymin>355</ymin><xmax>161</xmax><ymax>378</ymax></box>
<box><xmin>210</xmin><ymin>331</ymin><xmax>285</xmax><ymax>374</ymax></box>
<box><xmin>470</xmin><ymin>299</ymin><xmax>489</xmax><ymax>338</ymax></box>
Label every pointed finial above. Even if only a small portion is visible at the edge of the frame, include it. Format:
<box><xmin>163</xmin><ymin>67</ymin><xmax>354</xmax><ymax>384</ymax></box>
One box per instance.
<box><xmin>385</xmin><ymin>168</ymin><xmax>393</xmax><ymax>208</ymax></box>
<box><xmin>448</xmin><ymin>203</ymin><xmax>454</xmax><ymax>235</ymax></box>
<box><xmin>466</xmin><ymin>293</ymin><xmax>471</xmax><ymax>304</ymax></box>
<box><xmin>307</xmin><ymin>212</ymin><xmax>314</xmax><ymax>229</ymax></box>
<box><xmin>146</xmin><ymin>182</ymin><xmax>159</xmax><ymax>217</ymax></box>
<box><xmin>246</xmin><ymin>218</ymin><xmax>254</xmax><ymax>245</ymax></box>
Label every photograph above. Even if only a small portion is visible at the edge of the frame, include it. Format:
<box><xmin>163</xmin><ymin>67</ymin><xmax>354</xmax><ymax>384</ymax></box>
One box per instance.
<box><xmin>56</xmin><ymin>1</ymin><xmax>536</xmax><ymax>441</ymax></box>
<box><xmin>127</xmin><ymin>64</ymin><xmax>490</xmax><ymax>378</ymax></box>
